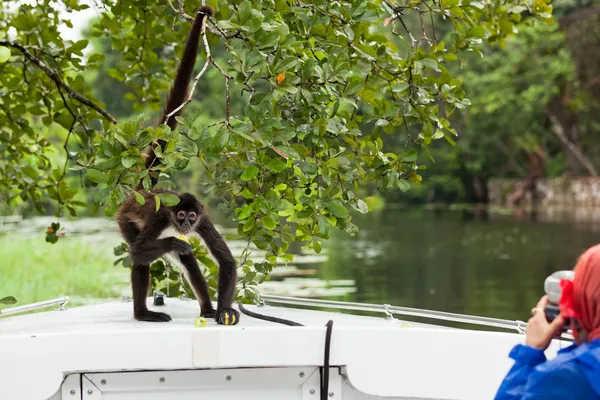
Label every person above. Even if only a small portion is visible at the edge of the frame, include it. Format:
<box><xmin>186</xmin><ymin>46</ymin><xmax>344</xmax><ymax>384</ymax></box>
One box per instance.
<box><xmin>494</xmin><ymin>244</ymin><xmax>600</xmax><ymax>399</ymax></box>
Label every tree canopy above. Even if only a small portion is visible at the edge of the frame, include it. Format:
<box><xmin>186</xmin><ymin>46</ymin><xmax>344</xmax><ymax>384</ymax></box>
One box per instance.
<box><xmin>0</xmin><ymin>0</ymin><xmax>553</xmax><ymax>301</ymax></box>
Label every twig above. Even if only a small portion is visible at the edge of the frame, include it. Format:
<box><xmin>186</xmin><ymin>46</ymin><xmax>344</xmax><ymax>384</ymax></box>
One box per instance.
<box><xmin>205</xmin><ymin>120</ymin><xmax>227</xmax><ymax>129</ymax></box>
<box><xmin>0</xmin><ymin>40</ymin><xmax>117</xmax><ymax>124</ymax></box>
<box><xmin>225</xmin><ymin>76</ymin><xmax>231</xmax><ymax>126</ymax></box>
<box><xmin>167</xmin><ymin>0</ymin><xmax>193</xmax><ymax>20</ymax></box>
<box><xmin>55</xmin><ymin>82</ymin><xmax>90</xmax><ymax>135</ymax></box>
<box><xmin>207</xmin><ymin>15</ymin><xmax>228</xmax><ymax>37</ymax></box>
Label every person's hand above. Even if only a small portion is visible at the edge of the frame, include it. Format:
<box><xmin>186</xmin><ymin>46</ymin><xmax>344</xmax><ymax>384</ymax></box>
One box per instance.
<box><xmin>526</xmin><ymin>295</ymin><xmax>565</xmax><ymax>350</ymax></box>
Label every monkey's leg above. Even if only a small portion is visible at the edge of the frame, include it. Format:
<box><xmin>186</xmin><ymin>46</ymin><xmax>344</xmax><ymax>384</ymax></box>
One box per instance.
<box><xmin>215</xmin><ymin>255</ymin><xmax>240</xmax><ymax>326</ymax></box>
<box><xmin>178</xmin><ymin>253</ymin><xmax>215</xmax><ymax>318</ymax></box>
<box><xmin>131</xmin><ymin>264</ymin><xmax>172</xmax><ymax>322</ymax></box>
<box><xmin>197</xmin><ymin>218</ymin><xmax>239</xmax><ymax>325</ymax></box>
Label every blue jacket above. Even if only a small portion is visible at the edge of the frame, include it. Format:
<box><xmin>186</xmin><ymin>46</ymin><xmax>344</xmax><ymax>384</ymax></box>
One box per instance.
<box><xmin>494</xmin><ymin>339</ymin><xmax>600</xmax><ymax>399</ymax></box>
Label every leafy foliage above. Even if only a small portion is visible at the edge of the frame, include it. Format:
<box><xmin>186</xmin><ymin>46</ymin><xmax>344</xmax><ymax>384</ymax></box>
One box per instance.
<box><xmin>0</xmin><ymin>0</ymin><xmax>552</xmax><ymax>303</ymax></box>
<box><xmin>456</xmin><ymin>22</ymin><xmax>574</xmax><ymax>179</ymax></box>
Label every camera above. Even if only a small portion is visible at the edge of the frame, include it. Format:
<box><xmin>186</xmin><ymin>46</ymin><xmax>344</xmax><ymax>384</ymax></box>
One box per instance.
<box><xmin>543</xmin><ymin>270</ymin><xmax>574</xmax><ymax>326</ymax></box>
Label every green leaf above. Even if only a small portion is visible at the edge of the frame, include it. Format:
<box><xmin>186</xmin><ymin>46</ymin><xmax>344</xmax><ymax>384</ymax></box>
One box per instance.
<box><xmin>238</xmin><ymin>0</ymin><xmax>252</xmax><ymax>23</ymax></box>
<box><xmin>276</xmin><ymin>57</ymin><xmax>298</xmax><ymax>73</ymax></box>
<box><xmin>314</xmin><ymin>241</ymin><xmax>322</xmax><ymax>253</ymax></box>
<box><xmin>238</xmin><ymin>204</ymin><xmax>253</xmax><ymax>220</ymax></box>
<box><xmin>392</xmin><ymin>82</ymin><xmax>409</xmax><ymax>92</ymax></box>
<box><xmin>345</xmin><ymin>77</ymin><xmax>365</xmax><ymax>95</ymax></box>
<box><xmin>212</xmin><ymin>130</ymin><xmax>230</xmax><ymax>151</ymax></box>
<box><xmin>0</xmin><ymin>46</ymin><xmax>11</xmax><ymax>63</ymax></box>
<box><xmin>265</xmin><ymin>159</ymin><xmax>288</xmax><ymax>173</ymax></box>
<box><xmin>122</xmin><ymin>155</ymin><xmax>139</xmax><ymax>168</ymax></box>
<box><xmin>241</xmin><ymin>188</ymin><xmax>254</xmax><ymax>199</ymax></box>
<box><xmin>467</xmin><ymin>26</ymin><xmax>485</xmax><ymax>39</ymax></box>
<box><xmin>158</xmin><ymin>192</ymin><xmax>180</xmax><ymax>206</ymax></box>
<box><xmin>134</xmin><ymin>191</ymin><xmax>145</xmax><ymax>205</ymax></box>
<box><xmin>86</xmin><ymin>169</ymin><xmax>107</xmax><ymax>183</ymax></box>
<box><xmin>241</xmin><ymin>165</ymin><xmax>259</xmax><ymax>181</ymax></box>
<box><xmin>403</xmin><ymin>150</ymin><xmax>418</xmax><ymax>163</ymax></box>
<box><xmin>419</xmin><ymin>58</ymin><xmax>438</xmax><ymax>69</ymax></box>
<box><xmin>397</xmin><ymin>180</ymin><xmax>411</xmax><ymax>191</ymax></box>
<box><xmin>324</xmin><ymin>200</ymin><xmax>348</xmax><ymax>218</ymax></box>
<box><xmin>433</xmin><ymin>129</ymin><xmax>444</xmax><ymax>140</ymax></box>
<box><xmin>154</xmin><ymin>195</ymin><xmax>161</xmax><ymax>212</ymax></box>
<box><xmin>0</xmin><ymin>296</ymin><xmax>17</xmax><ymax>305</ymax></box>
<box><xmin>262</xmin><ymin>214</ymin><xmax>277</xmax><ymax>230</ymax></box>
<box><xmin>356</xmin><ymin>199</ymin><xmax>368</xmax><ymax>214</ymax></box>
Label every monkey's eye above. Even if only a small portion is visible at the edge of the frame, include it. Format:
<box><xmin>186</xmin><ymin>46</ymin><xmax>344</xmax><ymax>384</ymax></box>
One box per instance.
<box><xmin>188</xmin><ymin>212</ymin><xmax>197</xmax><ymax>221</ymax></box>
<box><xmin>177</xmin><ymin>211</ymin><xmax>186</xmax><ymax>220</ymax></box>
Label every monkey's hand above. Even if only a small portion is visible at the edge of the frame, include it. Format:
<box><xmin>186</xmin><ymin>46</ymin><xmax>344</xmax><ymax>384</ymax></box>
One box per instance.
<box><xmin>216</xmin><ymin>307</ymin><xmax>240</xmax><ymax>326</ymax></box>
<box><xmin>200</xmin><ymin>307</ymin><xmax>216</xmax><ymax>319</ymax></box>
<box><xmin>169</xmin><ymin>237</ymin><xmax>192</xmax><ymax>255</ymax></box>
<box><xmin>135</xmin><ymin>310</ymin><xmax>172</xmax><ymax>322</ymax></box>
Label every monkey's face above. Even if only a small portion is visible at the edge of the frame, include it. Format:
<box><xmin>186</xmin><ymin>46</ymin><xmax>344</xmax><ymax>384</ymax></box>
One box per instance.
<box><xmin>175</xmin><ymin>208</ymin><xmax>199</xmax><ymax>234</ymax></box>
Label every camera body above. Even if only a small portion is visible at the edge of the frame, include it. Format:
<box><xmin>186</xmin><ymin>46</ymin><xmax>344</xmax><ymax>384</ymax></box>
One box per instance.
<box><xmin>544</xmin><ymin>270</ymin><xmax>574</xmax><ymax>327</ymax></box>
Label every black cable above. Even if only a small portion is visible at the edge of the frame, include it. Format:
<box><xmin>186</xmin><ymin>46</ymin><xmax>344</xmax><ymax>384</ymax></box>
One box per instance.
<box><xmin>321</xmin><ymin>320</ymin><xmax>334</xmax><ymax>400</ymax></box>
<box><xmin>237</xmin><ymin>301</ymin><xmax>305</xmax><ymax>326</ymax></box>
<box><xmin>237</xmin><ymin>302</ymin><xmax>334</xmax><ymax>398</ymax></box>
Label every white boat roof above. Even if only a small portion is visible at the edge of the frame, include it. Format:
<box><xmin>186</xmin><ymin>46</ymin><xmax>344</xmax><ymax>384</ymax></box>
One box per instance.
<box><xmin>0</xmin><ymin>297</ymin><xmax>567</xmax><ymax>400</ymax></box>
<box><xmin>0</xmin><ymin>297</ymin><xmax>428</xmax><ymax>334</ymax></box>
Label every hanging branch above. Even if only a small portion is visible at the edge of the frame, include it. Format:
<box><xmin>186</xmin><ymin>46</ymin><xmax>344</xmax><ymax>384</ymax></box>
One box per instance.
<box><xmin>0</xmin><ymin>40</ymin><xmax>118</xmax><ymax>124</ymax></box>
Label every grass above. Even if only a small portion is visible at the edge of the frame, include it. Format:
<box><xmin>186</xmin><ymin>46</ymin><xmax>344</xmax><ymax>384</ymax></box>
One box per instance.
<box><xmin>0</xmin><ymin>234</ymin><xmax>129</xmax><ymax>310</ymax></box>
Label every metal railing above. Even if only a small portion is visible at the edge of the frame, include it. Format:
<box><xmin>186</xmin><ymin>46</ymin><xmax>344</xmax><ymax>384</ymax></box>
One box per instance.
<box><xmin>0</xmin><ymin>293</ymin><xmax>573</xmax><ymax>341</ymax></box>
<box><xmin>259</xmin><ymin>294</ymin><xmax>574</xmax><ymax>340</ymax></box>
<box><xmin>0</xmin><ymin>296</ymin><xmax>69</xmax><ymax>317</ymax></box>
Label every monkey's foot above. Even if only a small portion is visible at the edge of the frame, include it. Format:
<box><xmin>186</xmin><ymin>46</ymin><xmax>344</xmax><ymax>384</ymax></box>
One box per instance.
<box><xmin>200</xmin><ymin>307</ymin><xmax>216</xmax><ymax>319</ymax></box>
<box><xmin>135</xmin><ymin>310</ymin><xmax>172</xmax><ymax>322</ymax></box>
<box><xmin>216</xmin><ymin>308</ymin><xmax>240</xmax><ymax>326</ymax></box>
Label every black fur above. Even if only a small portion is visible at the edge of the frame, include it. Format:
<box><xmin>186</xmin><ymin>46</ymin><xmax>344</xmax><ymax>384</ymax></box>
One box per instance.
<box><xmin>115</xmin><ymin>4</ymin><xmax>239</xmax><ymax>325</ymax></box>
<box><xmin>117</xmin><ymin>190</ymin><xmax>238</xmax><ymax>324</ymax></box>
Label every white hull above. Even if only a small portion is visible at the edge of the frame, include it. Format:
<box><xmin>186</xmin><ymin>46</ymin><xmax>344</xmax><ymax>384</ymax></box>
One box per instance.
<box><xmin>0</xmin><ymin>296</ymin><xmax>570</xmax><ymax>400</ymax></box>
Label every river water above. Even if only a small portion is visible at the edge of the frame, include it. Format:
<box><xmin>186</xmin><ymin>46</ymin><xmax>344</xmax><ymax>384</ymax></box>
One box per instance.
<box><xmin>307</xmin><ymin>205</ymin><xmax>599</xmax><ymax>323</ymax></box>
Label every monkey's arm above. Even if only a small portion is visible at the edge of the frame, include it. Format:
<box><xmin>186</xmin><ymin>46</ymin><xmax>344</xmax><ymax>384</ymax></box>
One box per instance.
<box><xmin>128</xmin><ymin>213</ymin><xmax>191</xmax><ymax>265</ymax></box>
<box><xmin>196</xmin><ymin>217</ymin><xmax>239</xmax><ymax>325</ymax></box>
<box><xmin>130</xmin><ymin>236</ymin><xmax>191</xmax><ymax>265</ymax></box>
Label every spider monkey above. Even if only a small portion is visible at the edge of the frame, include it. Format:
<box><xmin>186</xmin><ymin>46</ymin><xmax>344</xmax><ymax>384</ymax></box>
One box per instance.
<box><xmin>115</xmin><ymin>5</ymin><xmax>239</xmax><ymax>325</ymax></box>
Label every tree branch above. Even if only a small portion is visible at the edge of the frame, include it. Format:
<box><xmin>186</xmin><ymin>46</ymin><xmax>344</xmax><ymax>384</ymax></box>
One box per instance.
<box><xmin>0</xmin><ymin>40</ymin><xmax>117</xmax><ymax>124</ymax></box>
<box><xmin>548</xmin><ymin>114</ymin><xmax>598</xmax><ymax>176</ymax></box>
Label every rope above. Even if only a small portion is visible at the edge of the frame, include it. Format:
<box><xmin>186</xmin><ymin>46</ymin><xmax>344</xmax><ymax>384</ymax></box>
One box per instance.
<box><xmin>237</xmin><ymin>302</ymin><xmax>334</xmax><ymax>398</ymax></box>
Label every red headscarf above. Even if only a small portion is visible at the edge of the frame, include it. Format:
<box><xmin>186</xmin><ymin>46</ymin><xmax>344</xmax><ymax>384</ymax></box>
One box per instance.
<box><xmin>560</xmin><ymin>244</ymin><xmax>600</xmax><ymax>341</ymax></box>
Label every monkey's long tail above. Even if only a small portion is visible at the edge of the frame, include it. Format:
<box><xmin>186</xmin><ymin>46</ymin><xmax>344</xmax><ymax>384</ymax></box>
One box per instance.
<box><xmin>140</xmin><ymin>5</ymin><xmax>214</xmax><ymax>190</ymax></box>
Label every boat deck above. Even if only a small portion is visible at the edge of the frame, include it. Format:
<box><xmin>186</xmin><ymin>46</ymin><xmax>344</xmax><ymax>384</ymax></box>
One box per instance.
<box><xmin>0</xmin><ymin>297</ymin><xmax>441</xmax><ymax>336</ymax></box>
<box><xmin>0</xmin><ymin>297</ymin><xmax>566</xmax><ymax>400</ymax></box>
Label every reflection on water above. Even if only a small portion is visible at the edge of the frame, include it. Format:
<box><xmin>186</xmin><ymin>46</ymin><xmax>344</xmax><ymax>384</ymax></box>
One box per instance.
<box><xmin>318</xmin><ymin>206</ymin><xmax>599</xmax><ymax>322</ymax></box>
